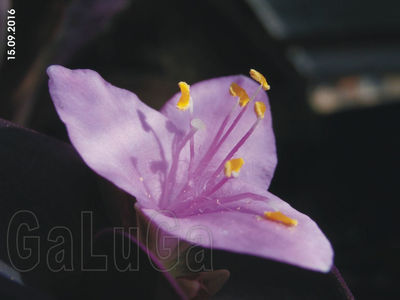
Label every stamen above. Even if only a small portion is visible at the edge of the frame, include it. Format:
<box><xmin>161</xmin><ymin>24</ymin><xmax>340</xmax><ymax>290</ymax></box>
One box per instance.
<box><xmin>192</xmin><ymin>105</ymin><xmax>242</xmax><ymax>175</ymax></box>
<box><xmin>202</xmin><ymin>177</ymin><xmax>230</xmax><ymax>198</ymax></box>
<box><xmin>164</xmin><ymin>73</ymin><xmax>271</xmax><ymax>212</ymax></box>
<box><xmin>192</xmin><ymin>102</ymin><xmax>248</xmax><ymax>178</ymax></box>
<box><xmin>190</xmin><ymin>137</ymin><xmax>195</xmax><ymax>168</ymax></box>
<box><xmin>230</xmin><ymin>83</ymin><xmax>250</xmax><ymax>107</ymax></box>
<box><xmin>263</xmin><ymin>211</ymin><xmax>298</xmax><ymax>227</ymax></box>
<box><xmin>192</xmin><ymin>83</ymin><xmax>258</xmax><ymax>179</ymax></box>
<box><xmin>176</xmin><ymin>81</ymin><xmax>192</xmax><ymax>111</ymax></box>
<box><xmin>190</xmin><ymin>84</ymin><xmax>242</xmax><ymax>177</ymax></box>
<box><xmin>254</xmin><ymin>101</ymin><xmax>266</xmax><ymax>119</ymax></box>
<box><xmin>224</xmin><ymin>158</ymin><xmax>244</xmax><ymax>178</ymax></box>
<box><xmin>170</xmin><ymin>192</ymin><xmax>270</xmax><ymax>217</ymax></box>
<box><xmin>210</xmin><ymin>117</ymin><xmax>261</xmax><ymax>181</ymax></box>
<box><xmin>186</xmin><ymin>158</ymin><xmax>244</xmax><ymax>204</ymax></box>
<box><xmin>189</xmin><ymin>119</ymin><xmax>204</xmax><ymax>170</ymax></box>
<box><xmin>218</xmin><ymin>192</ymin><xmax>269</xmax><ymax>202</ymax></box>
<box><xmin>249</xmin><ymin>69</ymin><xmax>270</xmax><ymax>91</ymax></box>
<box><xmin>204</xmin><ymin>83</ymin><xmax>261</xmax><ymax>163</ymax></box>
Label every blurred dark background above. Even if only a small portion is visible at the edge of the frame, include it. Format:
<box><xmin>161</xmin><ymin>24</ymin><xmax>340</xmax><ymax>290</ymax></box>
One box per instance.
<box><xmin>1</xmin><ymin>0</ymin><xmax>399</xmax><ymax>298</ymax></box>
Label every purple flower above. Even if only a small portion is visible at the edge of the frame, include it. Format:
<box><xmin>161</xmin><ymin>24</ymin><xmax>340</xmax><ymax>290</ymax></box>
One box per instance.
<box><xmin>47</xmin><ymin>65</ymin><xmax>333</xmax><ymax>273</ymax></box>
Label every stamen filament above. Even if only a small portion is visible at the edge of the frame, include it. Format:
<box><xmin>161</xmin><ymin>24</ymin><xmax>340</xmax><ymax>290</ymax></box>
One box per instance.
<box><xmin>160</xmin><ymin>126</ymin><xmax>199</xmax><ymax>207</ymax></box>
<box><xmin>166</xmin><ymin>79</ymin><xmax>266</xmax><ymax>210</ymax></box>
<box><xmin>192</xmin><ymin>84</ymin><xmax>261</xmax><ymax>178</ymax></box>
<box><xmin>191</xmin><ymin>102</ymin><xmax>239</xmax><ymax>177</ymax></box>
<box><xmin>218</xmin><ymin>84</ymin><xmax>262</xmax><ymax>150</ymax></box>
<box><xmin>250</xmin><ymin>85</ymin><xmax>263</xmax><ymax>102</ymax></box>
<box><xmin>213</xmin><ymin>104</ymin><xmax>249</xmax><ymax>157</ymax></box>
<box><xmin>189</xmin><ymin>110</ymin><xmax>195</xmax><ymax>171</ymax></box>
<box><xmin>202</xmin><ymin>177</ymin><xmax>230</xmax><ymax>198</ymax></box>
<box><xmin>169</xmin><ymin>192</ymin><xmax>270</xmax><ymax>217</ymax></box>
<box><xmin>210</xmin><ymin>118</ymin><xmax>261</xmax><ymax>181</ymax></box>
<box><xmin>190</xmin><ymin>136</ymin><xmax>195</xmax><ymax>167</ymax></box>
<box><xmin>217</xmin><ymin>192</ymin><xmax>269</xmax><ymax>202</ymax></box>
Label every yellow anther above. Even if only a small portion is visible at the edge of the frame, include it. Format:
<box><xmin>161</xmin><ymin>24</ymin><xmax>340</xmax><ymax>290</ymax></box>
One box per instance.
<box><xmin>264</xmin><ymin>211</ymin><xmax>298</xmax><ymax>227</ymax></box>
<box><xmin>229</xmin><ymin>83</ymin><xmax>250</xmax><ymax>107</ymax></box>
<box><xmin>224</xmin><ymin>158</ymin><xmax>245</xmax><ymax>178</ymax></box>
<box><xmin>176</xmin><ymin>81</ymin><xmax>191</xmax><ymax>111</ymax></box>
<box><xmin>249</xmin><ymin>69</ymin><xmax>270</xmax><ymax>91</ymax></box>
<box><xmin>254</xmin><ymin>101</ymin><xmax>266</xmax><ymax>119</ymax></box>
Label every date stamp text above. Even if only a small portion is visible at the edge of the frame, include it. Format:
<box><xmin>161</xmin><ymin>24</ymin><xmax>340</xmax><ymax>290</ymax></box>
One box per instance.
<box><xmin>7</xmin><ymin>9</ymin><xmax>16</xmax><ymax>61</ymax></box>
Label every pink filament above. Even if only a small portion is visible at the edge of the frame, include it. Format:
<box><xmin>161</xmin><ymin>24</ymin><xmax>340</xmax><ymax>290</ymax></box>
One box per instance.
<box><xmin>209</xmin><ymin>119</ymin><xmax>260</xmax><ymax>182</ymax></box>
<box><xmin>160</xmin><ymin>127</ymin><xmax>198</xmax><ymax>207</ymax></box>
<box><xmin>171</xmin><ymin>192</ymin><xmax>269</xmax><ymax>216</ymax></box>
<box><xmin>192</xmin><ymin>103</ymin><xmax>239</xmax><ymax>176</ymax></box>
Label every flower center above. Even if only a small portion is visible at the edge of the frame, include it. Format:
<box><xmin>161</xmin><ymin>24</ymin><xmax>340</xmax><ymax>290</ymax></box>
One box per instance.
<box><xmin>155</xmin><ymin>70</ymin><xmax>273</xmax><ymax>216</ymax></box>
<box><xmin>143</xmin><ymin>69</ymin><xmax>298</xmax><ymax>226</ymax></box>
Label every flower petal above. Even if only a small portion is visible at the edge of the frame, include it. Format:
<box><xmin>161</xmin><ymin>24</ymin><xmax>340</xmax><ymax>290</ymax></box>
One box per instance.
<box><xmin>138</xmin><ymin>190</ymin><xmax>333</xmax><ymax>272</ymax></box>
<box><xmin>47</xmin><ymin>65</ymin><xmax>182</xmax><ymax>207</ymax></box>
<box><xmin>161</xmin><ymin>75</ymin><xmax>277</xmax><ymax>189</ymax></box>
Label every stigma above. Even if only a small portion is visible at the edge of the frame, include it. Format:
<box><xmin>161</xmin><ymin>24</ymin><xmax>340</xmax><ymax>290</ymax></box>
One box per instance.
<box><xmin>263</xmin><ymin>211</ymin><xmax>298</xmax><ymax>227</ymax></box>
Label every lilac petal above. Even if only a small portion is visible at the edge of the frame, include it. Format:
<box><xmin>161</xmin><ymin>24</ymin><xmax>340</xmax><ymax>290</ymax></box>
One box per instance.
<box><xmin>138</xmin><ymin>190</ymin><xmax>333</xmax><ymax>272</ymax></box>
<box><xmin>47</xmin><ymin>65</ymin><xmax>182</xmax><ymax>207</ymax></box>
<box><xmin>161</xmin><ymin>75</ymin><xmax>277</xmax><ymax>189</ymax></box>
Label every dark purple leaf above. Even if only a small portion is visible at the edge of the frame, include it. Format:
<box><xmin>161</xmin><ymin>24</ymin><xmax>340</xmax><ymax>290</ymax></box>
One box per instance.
<box><xmin>0</xmin><ymin>118</ymin><xmax>182</xmax><ymax>299</ymax></box>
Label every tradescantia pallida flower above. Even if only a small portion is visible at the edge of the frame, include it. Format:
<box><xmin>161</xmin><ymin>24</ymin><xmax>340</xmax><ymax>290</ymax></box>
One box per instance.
<box><xmin>47</xmin><ymin>66</ymin><xmax>333</xmax><ymax>274</ymax></box>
